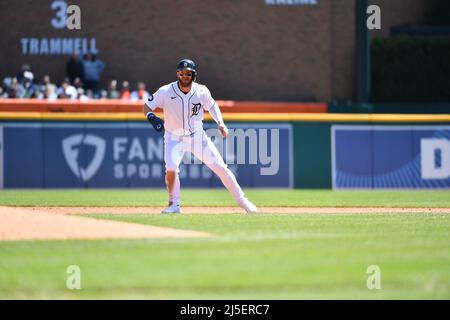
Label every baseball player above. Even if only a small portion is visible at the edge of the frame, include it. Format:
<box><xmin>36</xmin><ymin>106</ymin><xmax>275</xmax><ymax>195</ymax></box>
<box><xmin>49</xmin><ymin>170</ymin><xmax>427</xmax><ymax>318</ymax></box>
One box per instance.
<box><xmin>143</xmin><ymin>58</ymin><xmax>257</xmax><ymax>214</ymax></box>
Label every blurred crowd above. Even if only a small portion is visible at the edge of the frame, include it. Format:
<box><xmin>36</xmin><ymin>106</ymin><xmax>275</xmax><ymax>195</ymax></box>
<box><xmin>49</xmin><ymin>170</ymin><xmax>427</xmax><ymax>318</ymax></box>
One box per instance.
<box><xmin>0</xmin><ymin>53</ymin><xmax>150</xmax><ymax>101</ymax></box>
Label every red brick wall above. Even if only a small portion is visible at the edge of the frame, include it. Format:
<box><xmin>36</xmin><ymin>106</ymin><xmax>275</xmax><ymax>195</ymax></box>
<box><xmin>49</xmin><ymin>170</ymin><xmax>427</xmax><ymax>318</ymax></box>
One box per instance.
<box><xmin>0</xmin><ymin>0</ymin><xmax>429</xmax><ymax>101</ymax></box>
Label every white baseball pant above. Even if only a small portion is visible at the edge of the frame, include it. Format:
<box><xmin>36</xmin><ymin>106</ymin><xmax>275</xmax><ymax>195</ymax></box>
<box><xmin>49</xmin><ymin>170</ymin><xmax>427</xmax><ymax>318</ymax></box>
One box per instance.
<box><xmin>164</xmin><ymin>130</ymin><xmax>245</xmax><ymax>206</ymax></box>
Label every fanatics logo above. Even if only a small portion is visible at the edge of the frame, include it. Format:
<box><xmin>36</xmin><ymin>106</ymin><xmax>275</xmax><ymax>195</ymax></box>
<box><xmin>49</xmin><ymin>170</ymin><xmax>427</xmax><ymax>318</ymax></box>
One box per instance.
<box><xmin>62</xmin><ymin>134</ymin><xmax>106</xmax><ymax>182</ymax></box>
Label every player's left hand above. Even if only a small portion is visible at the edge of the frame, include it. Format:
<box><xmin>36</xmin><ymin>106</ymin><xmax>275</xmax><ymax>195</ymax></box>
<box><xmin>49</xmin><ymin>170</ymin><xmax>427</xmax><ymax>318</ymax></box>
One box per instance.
<box><xmin>146</xmin><ymin>112</ymin><xmax>164</xmax><ymax>132</ymax></box>
<box><xmin>218</xmin><ymin>122</ymin><xmax>229</xmax><ymax>138</ymax></box>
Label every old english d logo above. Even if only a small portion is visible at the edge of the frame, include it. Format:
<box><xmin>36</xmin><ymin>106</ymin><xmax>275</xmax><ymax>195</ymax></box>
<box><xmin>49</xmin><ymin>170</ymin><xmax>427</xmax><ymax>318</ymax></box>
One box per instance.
<box><xmin>191</xmin><ymin>102</ymin><xmax>201</xmax><ymax>116</ymax></box>
<box><xmin>62</xmin><ymin>134</ymin><xmax>106</xmax><ymax>182</ymax></box>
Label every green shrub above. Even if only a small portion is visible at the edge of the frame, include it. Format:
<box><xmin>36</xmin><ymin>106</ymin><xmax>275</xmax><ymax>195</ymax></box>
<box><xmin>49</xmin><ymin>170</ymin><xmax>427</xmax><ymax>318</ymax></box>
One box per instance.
<box><xmin>371</xmin><ymin>36</ymin><xmax>450</xmax><ymax>103</ymax></box>
<box><xmin>425</xmin><ymin>0</ymin><xmax>450</xmax><ymax>26</ymax></box>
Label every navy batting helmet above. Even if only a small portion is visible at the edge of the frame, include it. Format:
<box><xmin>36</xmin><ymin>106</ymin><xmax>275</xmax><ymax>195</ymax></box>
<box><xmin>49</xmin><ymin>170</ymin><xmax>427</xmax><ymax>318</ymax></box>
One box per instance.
<box><xmin>177</xmin><ymin>59</ymin><xmax>197</xmax><ymax>80</ymax></box>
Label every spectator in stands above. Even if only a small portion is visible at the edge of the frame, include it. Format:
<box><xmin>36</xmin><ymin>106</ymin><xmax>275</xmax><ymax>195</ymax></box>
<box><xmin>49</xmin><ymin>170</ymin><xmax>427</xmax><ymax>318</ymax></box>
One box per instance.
<box><xmin>21</xmin><ymin>76</ymin><xmax>37</xmax><ymax>98</ymax></box>
<box><xmin>77</xmin><ymin>88</ymin><xmax>89</xmax><ymax>101</ymax></box>
<box><xmin>45</xmin><ymin>84</ymin><xmax>58</xmax><ymax>101</ymax></box>
<box><xmin>120</xmin><ymin>80</ymin><xmax>131</xmax><ymax>100</ymax></box>
<box><xmin>85</xmin><ymin>89</ymin><xmax>95</xmax><ymax>100</ymax></box>
<box><xmin>130</xmin><ymin>81</ymin><xmax>150</xmax><ymax>101</ymax></box>
<box><xmin>6</xmin><ymin>77</ymin><xmax>23</xmax><ymax>98</ymax></box>
<box><xmin>66</xmin><ymin>53</ymin><xmax>84</xmax><ymax>83</ymax></box>
<box><xmin>107</xmin><ymin>80</ymin><xmax>120</xmax><ymax>99</ymax></box>
<box><xmin>37</xmin><ymin>75</ymin><xmax>58</xmax><ymax>100</ymax></box>
<box><xmin>82</xmin><ymin>53</ymin><xmax>105</xmax><ymax>98</ymax></box>
<box><xmin>72</xmin><ymin>77</ymin><xmax>83</xmax><ymax>90</ymax></box>
<box><xmin>57</xmin><ymin>79</ymin><xmax>77</xmax><ymax>100</ymax></box>
<box><xmin>16</xmin><ymin>64</ymin><xmax>34</xmax><ymax>86</ymax></box>
<box><xmin>12</xmin><ymin>64</ymin><xmax>36</xmax><ymax>98</ymax></box>
<box><xmin>42</xmin><ymin>74</ymin><xmax>55</xmax><ymax>87</ymax></box>
<box><xmin>100</xmin><ymin>90</ymin><xmax>108</xmax><ymax>100</ymax></box>
<box><xmin>1</xmin><ymin>77</ymin><xmax>11</xmax><ymax>98</ymax></box>
<box><xmin>38</xmin><ymin>75</ymin><xmax>57</xmax><ymax>99</ymax></box>
<box><xmin>0</xmin><ymin>73</ymin><xmax>153</xmax><ymax>101</ymax></box>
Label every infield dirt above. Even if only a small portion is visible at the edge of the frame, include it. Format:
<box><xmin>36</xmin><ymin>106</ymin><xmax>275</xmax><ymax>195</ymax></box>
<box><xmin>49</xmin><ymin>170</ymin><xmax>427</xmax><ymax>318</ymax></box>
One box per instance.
<box><xmin>1</xmin><ymin>206</ymin><xmax>449</xmax><ymax>241</ymax></box>
<box><xmin>0</xmin><ymin>206</ymin><xmax>211</xmax><ymax>241</ymax></box>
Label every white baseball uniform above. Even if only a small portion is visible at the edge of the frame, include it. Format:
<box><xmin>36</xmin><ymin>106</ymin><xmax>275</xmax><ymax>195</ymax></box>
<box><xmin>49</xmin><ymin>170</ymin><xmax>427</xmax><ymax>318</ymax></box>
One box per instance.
<box><xmin>145</xmin><ymin>81</ymin><xmax>245</xmax><ymax>206</ymax></box>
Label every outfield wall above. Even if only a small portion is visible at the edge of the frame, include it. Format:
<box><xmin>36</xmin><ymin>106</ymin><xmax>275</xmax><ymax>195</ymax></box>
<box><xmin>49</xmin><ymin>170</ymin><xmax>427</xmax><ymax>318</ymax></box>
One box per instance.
<box><xmin>1</xmin><ymin>113</ymin><xmax>449</xmax><ymax>189</ymax></box>
<box><xmin>293</xmin><ymin>120</ymin><xmax>450</xmax><ymax>189</ymax></box>
<box><xmin>0</xmin><ymin>120</ymin><xmax>293</xmax><ymax>189</ymax></box>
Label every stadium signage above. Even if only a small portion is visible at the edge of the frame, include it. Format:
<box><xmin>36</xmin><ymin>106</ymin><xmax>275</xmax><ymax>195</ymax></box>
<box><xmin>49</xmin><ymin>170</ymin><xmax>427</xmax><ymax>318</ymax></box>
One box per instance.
<box><xmin>265</xmin><ymin>0</ymin><xmax>318</xmax><ymax>5</ymax></box>
<box><xmin>62</xmin><ymin>134</ymin><xmax>106</xmax><ymax>182</ymax></box>
<box><xmin>20</xmin><ymin>37</ymin><xmax>98</xmax><ymax>55</ymax></box>
<box><xmin>332</xmin><ymin>126</ymin><xmax>450</xmax><ymax>189</ymax></box>
<box><xmin>0</xmin><ymin>123</ymin><xmax>293</xmax><ymax>188</ymax></box>
<box><xmin>19</xmin><ymin>1</ymin><xmax>97</xmax><ymax>55</ymax></box>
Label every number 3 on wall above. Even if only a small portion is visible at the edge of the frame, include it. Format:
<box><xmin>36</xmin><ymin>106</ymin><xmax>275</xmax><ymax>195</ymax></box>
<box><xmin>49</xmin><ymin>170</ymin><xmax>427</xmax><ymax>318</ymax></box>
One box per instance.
<box><xmin>51</xmin><ymin>0</ymin><xmax>81</xmax><ymax>30</ymax></box>
<box><xmin>51</xmin><ymin>0</ymin><xmax>67</xmax><ymax>29</ymax></box>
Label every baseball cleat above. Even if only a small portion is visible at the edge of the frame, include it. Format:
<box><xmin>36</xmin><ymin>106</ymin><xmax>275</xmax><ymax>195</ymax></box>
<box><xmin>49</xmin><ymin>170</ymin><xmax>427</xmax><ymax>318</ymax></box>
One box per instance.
<box><xmin>161</xmin><ymin>203</ymin><xmax>181</xmax><ymax>214</ymax></box>
<box><xmin>238</xmin><ymin>198</ymin><xmax>258</xmax><ymax>213</ymax></box>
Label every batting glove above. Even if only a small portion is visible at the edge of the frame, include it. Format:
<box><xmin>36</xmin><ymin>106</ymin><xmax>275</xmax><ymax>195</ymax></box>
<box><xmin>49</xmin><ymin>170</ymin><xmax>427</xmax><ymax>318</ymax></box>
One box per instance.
<box><xmin>146</xmin><ymin>112</ymin><xmax>164</xmax><ymax>132</ymax></box>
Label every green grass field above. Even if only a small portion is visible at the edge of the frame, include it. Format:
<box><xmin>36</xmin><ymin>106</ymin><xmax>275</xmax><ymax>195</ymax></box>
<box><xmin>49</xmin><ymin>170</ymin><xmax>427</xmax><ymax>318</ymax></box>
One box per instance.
<box><xmin>1</xmin><ymin>189</ymin><xmax>450</xmax><ymax>207</ymax></box>
<box><xmin>0</xmin><ymin>189</ymin><xmax>449</xmax><ymax>299</ymax></box>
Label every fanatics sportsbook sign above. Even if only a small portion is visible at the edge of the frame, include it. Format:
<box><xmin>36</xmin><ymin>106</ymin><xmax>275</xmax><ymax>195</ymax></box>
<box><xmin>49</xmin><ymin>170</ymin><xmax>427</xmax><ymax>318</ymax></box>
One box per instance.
<box><xmin>0</xmin><ymin>123</ymin><xmax>293</xmax><ymax>189</ymax></box>
<box><xmin>265</xmin><ymin>0</ymin><xmax>318</xmax><ymax>5</ymax></box>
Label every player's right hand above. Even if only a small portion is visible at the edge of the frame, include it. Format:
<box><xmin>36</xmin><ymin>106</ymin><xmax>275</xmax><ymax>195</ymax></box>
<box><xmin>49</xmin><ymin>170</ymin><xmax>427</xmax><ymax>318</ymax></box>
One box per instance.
<box><xmin>146</xmin><ymin>112</ymin><xmax>164</xmax><ymax>132</ymax></box>
<box><xmin>218</xmin><ymin>122</ymin><xmax>229</xmax><ymax>138</ymax></box>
